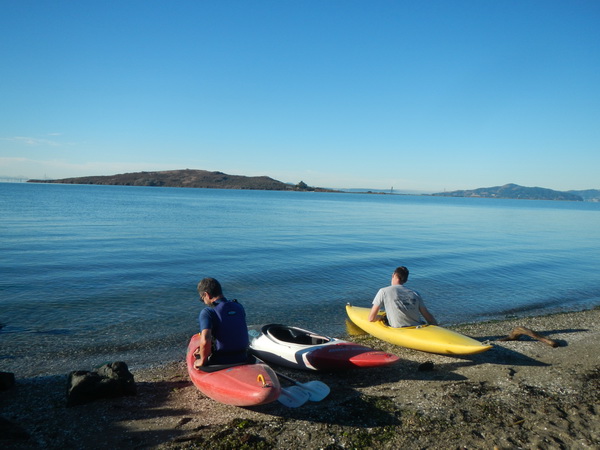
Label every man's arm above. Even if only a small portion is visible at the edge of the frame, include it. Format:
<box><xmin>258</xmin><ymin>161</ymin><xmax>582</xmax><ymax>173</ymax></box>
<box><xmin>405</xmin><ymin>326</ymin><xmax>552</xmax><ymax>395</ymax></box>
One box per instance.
<box><xmin>368</xmin><ymin>304</ymin><xmax>382</xmax><ymax>322</ymax></box>
<box><xmin>197</xmin><ymin>328</ymin><xmax>212</xmax><ymax>367</ymax></box>
<box><xmin>419</xmin><ymin>305</ymin><xmax>438</xmax><ymax>326</ymax></box>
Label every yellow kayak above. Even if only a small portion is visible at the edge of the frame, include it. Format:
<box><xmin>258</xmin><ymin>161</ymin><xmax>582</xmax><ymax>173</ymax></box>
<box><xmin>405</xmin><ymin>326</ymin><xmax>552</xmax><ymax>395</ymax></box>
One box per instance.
<box><xmin>346</xmin><ymin>304</ymin><xmax>492</xmax><ymax>355</ymax></box>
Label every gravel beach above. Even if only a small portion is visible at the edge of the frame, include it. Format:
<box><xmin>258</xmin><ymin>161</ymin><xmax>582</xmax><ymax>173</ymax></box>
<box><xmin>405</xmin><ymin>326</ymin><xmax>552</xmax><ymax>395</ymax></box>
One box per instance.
<box><xmin>2</xmin><ymin>308</ymin><xmax>599</xmax><ymax>449</ymax></box>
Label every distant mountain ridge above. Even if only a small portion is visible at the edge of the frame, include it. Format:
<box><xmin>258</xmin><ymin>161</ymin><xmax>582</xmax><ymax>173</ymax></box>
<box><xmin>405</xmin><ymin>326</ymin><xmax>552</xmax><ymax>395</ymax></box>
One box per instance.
<box><xmin>433</xmin><ymin>183</ymin><xmax>586</xmax><ymax>201</ymax></box>
<box><xmin>569</xmin><ymin>189</ymin><xmax>600</xmax><ymax>202</ymax></box>
<box><xmin>28</xmin><ymin>169</ymin><xmax>333</xmax><ymax>192</ymax></box>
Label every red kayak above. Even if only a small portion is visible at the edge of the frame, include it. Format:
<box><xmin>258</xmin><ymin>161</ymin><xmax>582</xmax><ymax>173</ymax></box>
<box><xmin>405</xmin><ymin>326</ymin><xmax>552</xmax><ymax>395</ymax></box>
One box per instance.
<box><xmin>248</xmin><ymin>324</ymin><xmax>400</xmax><ymax>371</ymax></box>
<box><xmin>186</xmin><ymin>334</ymin><xmax>281</xmax><ymax>406</ymax></box>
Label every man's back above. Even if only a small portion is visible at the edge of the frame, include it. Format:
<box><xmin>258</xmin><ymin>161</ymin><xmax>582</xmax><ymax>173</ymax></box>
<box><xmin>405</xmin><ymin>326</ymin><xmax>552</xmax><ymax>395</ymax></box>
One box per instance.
<box><xmin>374</xmin><ymin>284</ymin><xmax>423</xmax><ymax>327</ymax></box>
<box><xmin>206</xmin><ymin>299</ymin><xmax>249</xmax><ymax>363</ymax></box>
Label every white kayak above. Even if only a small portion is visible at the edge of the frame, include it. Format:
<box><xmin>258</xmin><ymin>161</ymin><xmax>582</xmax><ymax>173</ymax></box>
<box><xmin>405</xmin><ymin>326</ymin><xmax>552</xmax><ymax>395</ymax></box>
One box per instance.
<box><xmin>248</xmin><ymin>323</ymin><xmax>400</xmax><ymax>371</ymax></box>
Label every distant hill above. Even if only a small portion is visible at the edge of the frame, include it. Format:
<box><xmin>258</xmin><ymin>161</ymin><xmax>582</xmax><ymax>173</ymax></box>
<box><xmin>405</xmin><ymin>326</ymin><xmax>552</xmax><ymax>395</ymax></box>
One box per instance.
<box><xmin>432</xmin><ymin>183</ymin><xmax>583</xmax><ymax>201</ymax></box>
<box><xmin>28</xmin><ymin>169</ymin><xmax>334</xmax><ymax>192</ymax></box>
<box><xmin>569</xmin><ymin>189</ymin><xmax>600</xmax><ymax>202</ymax></box>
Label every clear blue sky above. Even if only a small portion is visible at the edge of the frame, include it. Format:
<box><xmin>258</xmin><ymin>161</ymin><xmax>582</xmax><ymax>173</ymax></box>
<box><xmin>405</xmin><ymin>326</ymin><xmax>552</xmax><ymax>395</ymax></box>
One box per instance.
<box><xmin>2</xmin><ymin>1</ymin><xmax>599</xmax><ymax>192</ymax></box>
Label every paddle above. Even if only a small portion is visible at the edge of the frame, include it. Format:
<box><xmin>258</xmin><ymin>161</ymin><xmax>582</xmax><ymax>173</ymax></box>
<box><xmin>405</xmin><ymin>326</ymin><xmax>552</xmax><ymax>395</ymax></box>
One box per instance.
<box><xmin>275</xmin><ymin>371</ymin><xmax>330</xmax><ymax>402</ymax></box>
<box><xmin>277</xmin><ymin>385</ymin><xmax>310</xmax><ymax>408</ymax></box>
<box><xmin>254</xmin><ymin>356</ymin><xmax>329</xmax><ymax>405</ymax></box>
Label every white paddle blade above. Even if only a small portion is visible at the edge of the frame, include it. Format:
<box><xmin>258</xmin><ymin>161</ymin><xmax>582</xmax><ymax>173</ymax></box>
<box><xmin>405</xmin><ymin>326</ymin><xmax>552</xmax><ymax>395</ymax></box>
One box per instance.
<box><xmin>275</xmin><ymin>371</ymin><xmax>331</xmax><ymax>402</ymax></box>
<box><xmin>301</xmin><ymin>381</ymin><xmax>330</xmax><ymax>402</ymax></box>
<box><xmin>277</xmin><ymin>386</ymin><xmax>310</xmax><ymax>408</ymax></box>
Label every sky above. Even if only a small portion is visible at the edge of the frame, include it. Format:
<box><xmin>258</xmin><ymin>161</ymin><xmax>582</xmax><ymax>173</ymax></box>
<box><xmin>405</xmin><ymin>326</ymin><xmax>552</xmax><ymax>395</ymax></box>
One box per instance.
<box><xmin>1</xmin><ymin>1</ymin><xmax>599</xmax><ymax>192</ymax></box>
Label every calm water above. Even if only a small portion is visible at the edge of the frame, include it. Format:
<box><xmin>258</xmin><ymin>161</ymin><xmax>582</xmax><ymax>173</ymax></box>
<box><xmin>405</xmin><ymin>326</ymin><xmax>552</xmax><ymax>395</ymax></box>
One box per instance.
<box><xmin>2</xmin><ymin>183</ymin><xmax>599</xmax><ymax>378</ymax></box>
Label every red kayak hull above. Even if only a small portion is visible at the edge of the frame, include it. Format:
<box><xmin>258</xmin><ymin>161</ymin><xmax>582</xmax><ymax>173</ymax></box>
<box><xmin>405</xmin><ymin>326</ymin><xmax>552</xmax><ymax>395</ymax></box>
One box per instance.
<box><xmin>186</xmin><ymin>334</ymin><xmax>281</xmax><ymax>406</ymax></box>
<box><xmin>305</xmin><ymin>342</ymin><xmax>400</xmax><ymax>370</ymax></box>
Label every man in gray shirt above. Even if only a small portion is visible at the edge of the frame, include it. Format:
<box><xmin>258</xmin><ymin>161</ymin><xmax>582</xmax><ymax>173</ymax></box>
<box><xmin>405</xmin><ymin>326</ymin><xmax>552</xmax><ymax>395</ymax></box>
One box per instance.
<box><xmin>368</xmin><ymin>266</ymin><xmax>438</xmax><ymax>327</ymax></box>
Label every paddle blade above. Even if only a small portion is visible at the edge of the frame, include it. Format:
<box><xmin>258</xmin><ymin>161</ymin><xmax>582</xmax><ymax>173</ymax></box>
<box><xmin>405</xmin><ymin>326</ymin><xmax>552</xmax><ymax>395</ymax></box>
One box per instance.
<box><xmin>277</xmin><ymin>386</ymin><xmax>310</xmax><ymax>408</ymax></box>
<box><xmin>275</xmin><ymin>371</ymin><xmax>331</xmax><ymax>402</ymax></box>
<box><xmin>300</xmin><ymin>381</ymin><xmax>330</xmax><ymax>402</ymax></box>
<box><xmin>345</xmin><ymin>319</ymin><xmax>367</xmax><ymax>336</ymax></box>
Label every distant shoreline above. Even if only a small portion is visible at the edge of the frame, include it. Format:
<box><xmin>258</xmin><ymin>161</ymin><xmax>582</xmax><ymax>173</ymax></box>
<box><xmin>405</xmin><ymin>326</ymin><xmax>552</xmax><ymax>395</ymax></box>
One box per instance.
<box><xmin>21</xmin><ymin>169</ymin><xmax>600</xmax><ymax>201</ymax></box>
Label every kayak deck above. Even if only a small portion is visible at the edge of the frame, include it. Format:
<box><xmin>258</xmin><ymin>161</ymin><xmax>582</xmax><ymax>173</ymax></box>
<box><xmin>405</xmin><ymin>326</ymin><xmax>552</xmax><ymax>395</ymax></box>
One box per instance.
<box><xmin>249</xmin><ymin>324</ymin><xmax>400</xmax><ymax>370</ymax></box>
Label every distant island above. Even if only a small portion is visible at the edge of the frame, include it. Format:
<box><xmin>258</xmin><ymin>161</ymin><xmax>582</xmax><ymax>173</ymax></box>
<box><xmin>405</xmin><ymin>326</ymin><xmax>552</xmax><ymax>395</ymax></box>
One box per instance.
<box><xmin>28</xmin><ymin>169</ymin><xmax>336</xmax><ymax>192</ymax></box>
<box><xmin>432</xmin><ymin>183</ymin><xmax>593</xmax><ymax>201</ymax></box>
<box><xmin>27</xmin><ymin>172</ymin><xmax>599</xmax><ymax>201</ymax></box>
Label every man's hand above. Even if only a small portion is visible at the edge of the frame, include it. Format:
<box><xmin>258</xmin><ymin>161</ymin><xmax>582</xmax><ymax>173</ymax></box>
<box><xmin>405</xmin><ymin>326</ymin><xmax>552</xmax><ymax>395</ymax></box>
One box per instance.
<box><xmin>196</xmin><ymin>328</ymin><xmax>212</xmax><ymax>368</ymax></box>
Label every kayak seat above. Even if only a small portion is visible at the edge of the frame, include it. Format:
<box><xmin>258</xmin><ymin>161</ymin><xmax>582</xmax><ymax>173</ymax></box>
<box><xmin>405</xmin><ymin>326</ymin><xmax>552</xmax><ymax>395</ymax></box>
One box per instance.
<box><xmin>309</xmin><ymin>335</ymin><xmax>330</xmax><ymax>345</ymax></box>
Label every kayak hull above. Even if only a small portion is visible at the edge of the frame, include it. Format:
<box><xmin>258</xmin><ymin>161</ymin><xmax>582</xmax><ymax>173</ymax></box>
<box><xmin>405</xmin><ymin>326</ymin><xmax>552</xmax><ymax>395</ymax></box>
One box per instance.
<box><xmin>248</xmin><ymin>324</ymin><xmax>400</xmax><ymax>370</ymax></box>
<box><xmin>346</xmin><ymin>304</ymin><xmax>492</xmax><ymax>355</ymax></box>
<box><xmin>186</xmin><ymin>334</ymin><xmax>281</xmax><ymax>406</ymax></box>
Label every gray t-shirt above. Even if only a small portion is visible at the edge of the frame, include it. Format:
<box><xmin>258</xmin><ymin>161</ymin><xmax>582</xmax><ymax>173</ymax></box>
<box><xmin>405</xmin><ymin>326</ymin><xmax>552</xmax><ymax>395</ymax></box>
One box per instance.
<box><xmin>372</xmin><ymin>284</ymin><xmax>424</xmax><ymax>327</ymax></box>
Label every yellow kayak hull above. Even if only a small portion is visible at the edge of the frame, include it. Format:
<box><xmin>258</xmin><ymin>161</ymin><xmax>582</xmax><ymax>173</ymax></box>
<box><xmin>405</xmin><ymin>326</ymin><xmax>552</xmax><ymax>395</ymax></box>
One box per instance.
<box><xmin>346</xmin><ymin>304</ymin><xmax>492</xmax><ymax>355</ymax></box>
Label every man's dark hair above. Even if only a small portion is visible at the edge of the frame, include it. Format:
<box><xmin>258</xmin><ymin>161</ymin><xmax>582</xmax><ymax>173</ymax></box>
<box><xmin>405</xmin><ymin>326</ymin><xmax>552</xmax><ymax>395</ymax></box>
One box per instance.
<box><xmin>197</xmin><ymin>277</ymin><xmax>223</xmax><ymax>298</ymax></box>
<box><xmin>394</xmin><ymin>266</ymin><xmax>409</xmax><ymax>284</ymax></box>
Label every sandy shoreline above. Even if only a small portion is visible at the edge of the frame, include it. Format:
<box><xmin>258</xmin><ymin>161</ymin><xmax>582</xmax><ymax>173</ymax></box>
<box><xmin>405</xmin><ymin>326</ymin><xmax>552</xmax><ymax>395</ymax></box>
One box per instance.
<box><xmin>2</xmin><ymin>308</ymin><xmax>599</xmax><ymax>449</ymax></box>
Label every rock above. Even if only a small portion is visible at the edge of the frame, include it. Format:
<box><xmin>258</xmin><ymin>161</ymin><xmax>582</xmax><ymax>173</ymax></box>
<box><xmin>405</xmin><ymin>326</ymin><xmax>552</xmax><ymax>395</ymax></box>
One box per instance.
<box><xmin>96</xmin><ymin>361</ymin><xmax>137</xmax><ymax>394</ymax></box>
<box><xmin>0</xmin><ymin>372</ymin><xmax>15</xmax><ymax>391</ymax></box>
<box><xmin>67</xmin><ymin>361</ymin><xmax>136</xmax><ymax>406</ymax></box>
<box><xmin>0</xmin><ymin>416</ymin><xmax>30</xmax><ymax>442</ymax></box>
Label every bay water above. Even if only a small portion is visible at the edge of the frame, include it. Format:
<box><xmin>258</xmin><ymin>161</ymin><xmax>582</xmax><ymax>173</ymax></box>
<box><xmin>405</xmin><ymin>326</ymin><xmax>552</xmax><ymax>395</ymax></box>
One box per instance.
<box><xmin>1</xmin><ymin>182</ymin><xmax>599</xmax><ymax>378</ymax></box>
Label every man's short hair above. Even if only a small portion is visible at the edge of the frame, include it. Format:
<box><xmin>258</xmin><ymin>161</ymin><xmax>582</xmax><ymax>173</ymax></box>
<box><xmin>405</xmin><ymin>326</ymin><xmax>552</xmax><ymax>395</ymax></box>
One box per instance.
<box><xmin>394</xmin><ymin>266</ymin><xmax>409</xmax><ymax>283</ymax></box>
<box><xmin>197</xmin><ymin>277</ymin><xmax>223</xmax><ymax>298</ymax></box>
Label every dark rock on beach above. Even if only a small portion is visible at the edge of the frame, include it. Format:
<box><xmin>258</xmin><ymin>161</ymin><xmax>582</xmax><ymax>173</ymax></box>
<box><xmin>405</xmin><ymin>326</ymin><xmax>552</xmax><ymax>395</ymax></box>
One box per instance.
<box><xmin>0</xmin><ymin>372</ymin><xmax>15</xmax><ymax>391</ymax></box>
<box><xmin>67</xmin><ymin>361</ymin><xmax>136</xmax><ymax>406</ymax></box>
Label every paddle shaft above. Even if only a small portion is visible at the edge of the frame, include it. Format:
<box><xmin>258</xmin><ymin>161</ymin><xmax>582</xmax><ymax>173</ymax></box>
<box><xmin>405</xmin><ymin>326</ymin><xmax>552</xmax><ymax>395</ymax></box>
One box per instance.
<box><xmin>275</xmin><ymin>371</ymin><xmax>302</xmax><ymax>385</ymax></box>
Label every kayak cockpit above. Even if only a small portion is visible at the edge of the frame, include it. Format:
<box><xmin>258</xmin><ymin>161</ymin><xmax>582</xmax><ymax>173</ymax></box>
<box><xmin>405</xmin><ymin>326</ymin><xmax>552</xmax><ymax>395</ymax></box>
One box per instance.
<box><xmin>265</xmin><ymin>324</ymin><xmax>332</xmax><ymax>346</ymax></box>
<box><xmin>194</xmin><ymin>354</ymin><xmax>257</xmax><ymax>373</ymax></box>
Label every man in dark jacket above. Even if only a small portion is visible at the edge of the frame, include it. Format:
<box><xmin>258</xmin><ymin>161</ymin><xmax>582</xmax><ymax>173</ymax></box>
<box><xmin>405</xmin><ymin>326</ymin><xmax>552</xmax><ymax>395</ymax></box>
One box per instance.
<box><xmin>194</xmin><ymin>277</ymin><xmax>249</xmax><ymax>368</ymax></box>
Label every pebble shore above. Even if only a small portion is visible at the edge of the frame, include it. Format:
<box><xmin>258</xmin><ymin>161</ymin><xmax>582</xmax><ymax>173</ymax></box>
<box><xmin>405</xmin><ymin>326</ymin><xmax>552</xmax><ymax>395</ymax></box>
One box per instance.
<box><xmin>1</xmin><ymin>308</ymin><xmax>599</xmax><ymax>449</ymax></box>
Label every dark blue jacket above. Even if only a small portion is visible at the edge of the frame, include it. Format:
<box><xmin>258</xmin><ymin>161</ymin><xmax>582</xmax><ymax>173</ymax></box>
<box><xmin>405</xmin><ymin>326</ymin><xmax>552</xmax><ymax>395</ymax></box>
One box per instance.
<box><xmin>199</xmin><ymin>299</ymin><xmax>249</xmax><ymax>364</ymax></box>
